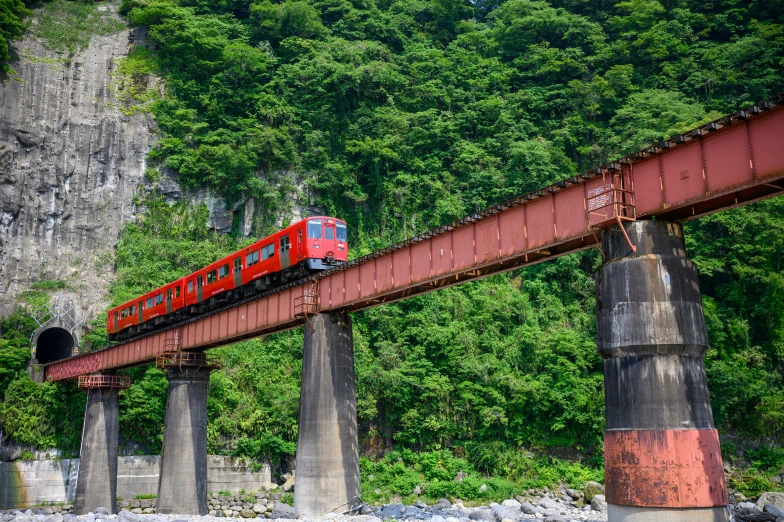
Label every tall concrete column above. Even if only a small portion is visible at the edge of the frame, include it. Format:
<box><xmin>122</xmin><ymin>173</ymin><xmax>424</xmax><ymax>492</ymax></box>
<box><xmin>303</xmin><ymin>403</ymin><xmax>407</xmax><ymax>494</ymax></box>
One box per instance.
<box><xmin>597</xmin><ymin>220</ymin><xmax>728</xmax><ymax>522</ymax></box>
<box><xmin>295</xmin><ymin>312</ymin><xmax>360</xmax><ymax>518</ymax></box>
<box><xmin>74</xmin><ymin>381</ymin><xmax>123</xmax><ymax>515</ymax></box>
<box><xmin>156</xmin><ymin>364</ymin><xmax>210</xmax><ymax>515</ymax></box>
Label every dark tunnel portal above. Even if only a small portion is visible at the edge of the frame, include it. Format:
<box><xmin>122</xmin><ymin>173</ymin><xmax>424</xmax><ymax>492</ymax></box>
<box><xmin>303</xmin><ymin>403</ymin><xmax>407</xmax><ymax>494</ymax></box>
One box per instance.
<box><xmin>36</xmin><ymin>327</ymin><xmax>75</xmax><ymax>364</ymax></box>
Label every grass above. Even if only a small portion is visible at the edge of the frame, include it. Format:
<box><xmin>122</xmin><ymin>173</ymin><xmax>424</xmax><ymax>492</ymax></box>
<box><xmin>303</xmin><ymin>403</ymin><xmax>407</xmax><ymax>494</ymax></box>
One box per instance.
<box><xmin>110</xmin><ymin>45</ymin><xmax>162</xmax><ymax>115</ymax></box>
<box><xmin>30</xmin><ymin>280</ymin><xmax>68</xmax><ymax>290</ymax></box>
<box><xmin>134</xmin><ymin>493</ymin><xmax>156</xmax><ymax>499</ymax></box>
<box><xmin>30</xmin><ymin>0</ymin><xmax>126</xmax><ymax>55</ymax></box>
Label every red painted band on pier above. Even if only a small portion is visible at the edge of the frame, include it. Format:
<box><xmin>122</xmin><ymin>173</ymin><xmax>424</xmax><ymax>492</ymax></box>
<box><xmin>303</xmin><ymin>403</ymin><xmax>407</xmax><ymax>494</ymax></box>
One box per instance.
<box><xmin>605</xmin><ymin>429</ymin><xmax>727</xmax><ymax>508</ymax></box>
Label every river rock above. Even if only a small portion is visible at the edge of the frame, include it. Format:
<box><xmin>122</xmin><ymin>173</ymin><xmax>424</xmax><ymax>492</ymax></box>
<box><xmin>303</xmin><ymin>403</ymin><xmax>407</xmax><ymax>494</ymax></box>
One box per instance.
<box><xmin>583</xmin><ymin>482</ymin><xmax>604</xmax><ymax>502</ymax></box>
<box><xmin>590</xmin><ymin>494</ymin><xmax>607</xmax><ymax>513</ymax></box>
<box><xmin>759</xmin><ymin>493</ymin><xmax>784</xmax><ymax>513</ymax></box>
<box><xmin>519</xmin><ymin>502</ymin><xmax>538</xmax><ymax>515</ymax></box>
<box><xmin>764</xmin><ymin>504</ymin><xmax>784</xmax><ymax>518</ymax></box>
<box><xmin>490</xmin><ymin>504</ymin><xmax>519</xmax><ymax>522</ymax></box>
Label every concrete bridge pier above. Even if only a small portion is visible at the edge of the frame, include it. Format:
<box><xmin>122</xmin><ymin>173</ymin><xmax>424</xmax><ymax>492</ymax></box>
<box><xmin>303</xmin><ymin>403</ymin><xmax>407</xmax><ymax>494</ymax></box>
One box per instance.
<box><xmin>74</xmin><ymin>375</ymin><xmax>129</xmax><ymax>515</ymax></box>
<box><xmin>156</xmin><ymin>355</ymin><xmax>212</xmax><ymax>515</ymax></box>
<box><xmin>597</xmin><ymin>220</ymin><xmax>729</xmax><ymax>522</ymax></box>
<box><xmin>294</xmin><ymin>312</ymin><xmax>361</xmax><ymax>518</ymax></box>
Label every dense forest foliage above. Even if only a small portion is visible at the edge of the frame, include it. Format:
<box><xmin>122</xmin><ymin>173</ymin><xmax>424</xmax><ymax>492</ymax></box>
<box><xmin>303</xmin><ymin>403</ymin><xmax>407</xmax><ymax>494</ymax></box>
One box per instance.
<box><xmin>2</xmin><ymin>0</ymin><xmax>784</xmax><ymax>500</ymax></box>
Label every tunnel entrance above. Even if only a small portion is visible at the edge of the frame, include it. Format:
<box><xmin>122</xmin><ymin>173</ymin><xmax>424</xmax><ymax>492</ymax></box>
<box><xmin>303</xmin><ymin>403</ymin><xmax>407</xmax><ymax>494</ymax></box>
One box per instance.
<box><xmin>35</xmin><ymin>327</ymin><xmax>75</xmax><ymax>364</ymax></box>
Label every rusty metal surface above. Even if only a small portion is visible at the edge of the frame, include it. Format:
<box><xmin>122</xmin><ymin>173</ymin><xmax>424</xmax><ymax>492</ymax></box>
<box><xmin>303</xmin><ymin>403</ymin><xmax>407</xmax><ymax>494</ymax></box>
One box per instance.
<box><xmin>44</xmin><ymin>96</ymin><xmax>784</xmax><ymax>381</ymax></box>
<box><xmin>77</xmin><ymin>374</ymin><xmax>131</xmax><ymax>389</ymax></box>
<box><xmin>605</xmin><ymin>429</ymin><xmax>727</xmax><ymax>508</ymax></box>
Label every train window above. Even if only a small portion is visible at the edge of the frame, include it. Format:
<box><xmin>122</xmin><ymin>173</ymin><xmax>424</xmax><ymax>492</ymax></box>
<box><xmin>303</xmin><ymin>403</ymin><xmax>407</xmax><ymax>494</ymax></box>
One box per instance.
<box><xmin>155</xmin><ymin>293</ymin><xmax>163</xmax><ymax>305</ymax></box>
<box><xmin>207</xmin><ymin>270</ymin><xmax>217</xmax><ymax>284</ymax></box>
<box><xmin>234</xmin><ymin>258</ymin><xmax>242</xmax><ymax>272</ymax></box>
<box><xmin>166</xmin><ymin>289</ymin><xmax>172</xmax><ymax>300</ymax></box>
<box><xmin>197</xmin><ymin>275</ymin><xmax>203</xmax><ymax>288</ymax></box>
<box><xmin>298</xmin><ymin>229</ymin><xmax>302</xmax><ymax>243</ymax></box>
<box><xmin>175</xmin><ymin>286</ymin><xmax>181</xmax><ymax>298</ymax></box>
<box><xmin>246</xmin><ymin>250</ymin><xmax>259</xmax><ymax>266</ymax></box>
<box><xmin>337</xmin><ymin>223</ymin><xmax>347</xmax><ymax>241</ymax></box>
<box><xmin>280</xmin><ymin>235</ymin><xmax>290</xmax><ymax>251</ymax></box>
<box><xmin>219</xmin><ymin>264</ymin><xmax>230</xmax><ymax>279</ymax></box>
<box><xmin>130</xmin><ymin>305</ymin><xmax>136</xmax><ymax>315</ymax></box>
<box><xmin>188</xmin><ymin>280</ymin><xmax>194</xmax><ymax>293</ymax></box>
<box><xmin>146</xmin><ymin>297</ymin><xmax>154</xmax><ymax>309</ymax></box>
<box><xmin>261</xmin><ymin>244</ymin><xmax>274</xmax><ymax>260</ymax></box>
<box><xmin>114</xmin><ymin>311</ymin><xmax>118</xmax><ymax>321</ymax></box>
<box><xmin>121</xmin><ymin>309</ymin><xmax>127</xmax><ymax>318</ymax></box>
<box><xmin>325</xmin><ymin>227</ymin><xmax>334</xmax><ymax>240</ymax></box>
<box><xmin>308</xmin><ymin>219</ymin><xmax>322</xmax><ymax>239</ymax></box>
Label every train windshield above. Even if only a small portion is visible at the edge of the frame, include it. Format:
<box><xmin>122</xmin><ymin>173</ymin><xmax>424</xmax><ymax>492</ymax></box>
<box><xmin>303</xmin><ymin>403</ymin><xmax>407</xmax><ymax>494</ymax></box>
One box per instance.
<box><xmin>336</xmin><ymin>223</ymin><xmax>347</xmax><ymax>241</ymax></box>
<box><xmin>308</xmin><ymin>219</ymin><xmax>322</xmax><ymax>239</ymax></box>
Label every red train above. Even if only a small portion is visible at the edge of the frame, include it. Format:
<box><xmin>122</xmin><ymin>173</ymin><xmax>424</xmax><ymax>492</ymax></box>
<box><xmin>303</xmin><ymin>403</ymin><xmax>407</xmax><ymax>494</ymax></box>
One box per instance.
<box><xmin>106</xmin><ymin>216</ymin><xmax>348</xmax><ymax>341</ymax></box>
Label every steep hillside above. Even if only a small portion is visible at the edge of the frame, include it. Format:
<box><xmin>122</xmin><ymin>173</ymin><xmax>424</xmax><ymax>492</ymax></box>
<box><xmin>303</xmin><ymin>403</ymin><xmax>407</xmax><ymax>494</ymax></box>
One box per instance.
<box><xmin>1</xmin><ymin>0</ymin><xmax>783</xmax><ymax>502</ymax></box>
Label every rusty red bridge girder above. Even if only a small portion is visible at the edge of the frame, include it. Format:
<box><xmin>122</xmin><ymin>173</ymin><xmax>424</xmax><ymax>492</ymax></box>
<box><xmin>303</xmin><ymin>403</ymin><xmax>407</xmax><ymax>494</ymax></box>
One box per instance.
<box><xmin>44</xmin><ymin>97</ymin><xmax>784</xmax><ymax>381</ymax></box>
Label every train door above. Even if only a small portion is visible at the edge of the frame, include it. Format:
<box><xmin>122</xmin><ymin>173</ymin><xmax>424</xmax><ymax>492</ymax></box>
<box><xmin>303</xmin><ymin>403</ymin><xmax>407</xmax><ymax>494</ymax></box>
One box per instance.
<box><xmin>233</xmin><ymin>257</ymin><xmax>242</xmax><ymax>288</ymax></box>
<box><xmin>280</xmin><ymin>235</ymin><xmax>291</xmax><ymax>269</ymax></box>
<box><xmin>196</xmin><ymin>275</ymin><xmax>204</xmax><ymax>303</ymax></box>
<box><xmin>137</xmin><ymin>301</ymin><xmax>144</xmax><ymax>323</ymax></box>
<box><xmin>323</xmin><ymin>218</ymin><xmax>338</xmax><ymax>261</ymax></box>
<box><xmin>113</xmin><ymin>311</ymin><xmax>118</xmax><ymax>332</ymax></box>
<box><xmin>297</xmin><ymin>227</ymin><xmax>304</xmax><ymax>261</ymax></box>
<box><xmin>166</xmin><ymin>288</ymin><xmax>173</xmax><ymax>314</ymax></box>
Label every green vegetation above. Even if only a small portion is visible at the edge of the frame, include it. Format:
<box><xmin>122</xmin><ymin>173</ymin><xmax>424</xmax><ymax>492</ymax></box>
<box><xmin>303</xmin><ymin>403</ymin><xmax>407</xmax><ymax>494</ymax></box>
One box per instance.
<box><xmin>31</xmin><ymin>0</ymin><xmax>126</xmax><ymax>55</ymax></box>
<box><xmin>134</xmin><ymin>493</ymin><xmax>157</xmax><ymax>500</ymax></box>
<box><xmin>0</xmin><ymin>0</ymin><xmax>28</xmax><ymax>66</ymax></box>
<box><xmin>29</xmin><ymin>280</ymin><xmax>68</xmax><ymax>291</ymax></box>
<box><xmin>0</xmin><ymin>0</ymin><xmax>783</xmax><ymax>500</ymax></box>
<box><xmin>110</xmin><ymin>45</ymin><xmax>162</xmax><ymax>115</ymax></box>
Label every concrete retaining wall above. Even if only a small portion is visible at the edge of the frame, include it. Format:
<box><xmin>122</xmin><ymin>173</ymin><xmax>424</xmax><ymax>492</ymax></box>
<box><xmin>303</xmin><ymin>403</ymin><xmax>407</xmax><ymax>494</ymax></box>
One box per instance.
<box><xmin>0</xmin><ymin>457</ymin><xmax>272</xmax><ymax>509</ymax></box>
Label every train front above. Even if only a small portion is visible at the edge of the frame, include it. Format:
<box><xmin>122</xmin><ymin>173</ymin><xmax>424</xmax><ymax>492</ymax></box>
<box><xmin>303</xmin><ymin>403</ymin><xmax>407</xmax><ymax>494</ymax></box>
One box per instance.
<box><xmin>305</xmin><ymin>217</ymin><xmax>348</xmax><ymax>270</ymax></box>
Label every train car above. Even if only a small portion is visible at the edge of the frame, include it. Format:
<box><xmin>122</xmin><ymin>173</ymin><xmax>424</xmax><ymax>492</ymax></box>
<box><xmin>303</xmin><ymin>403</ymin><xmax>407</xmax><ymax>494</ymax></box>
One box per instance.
<box><xmin>106</xmin><ymin>216</ymin><xmax>348</xmax><ymax>340</ymax></box>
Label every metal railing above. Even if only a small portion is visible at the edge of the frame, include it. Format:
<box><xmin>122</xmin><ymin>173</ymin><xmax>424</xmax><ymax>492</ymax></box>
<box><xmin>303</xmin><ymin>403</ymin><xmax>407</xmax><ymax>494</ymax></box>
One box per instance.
<box><xmin>77</xmin><ymin>374</ymin><xmax>131</xmax><ymax>389</ymax></box>
<box><xmin>155</xmin><ymin>349</ymin><xmax>219</xmax><ymax>371</ymax></box>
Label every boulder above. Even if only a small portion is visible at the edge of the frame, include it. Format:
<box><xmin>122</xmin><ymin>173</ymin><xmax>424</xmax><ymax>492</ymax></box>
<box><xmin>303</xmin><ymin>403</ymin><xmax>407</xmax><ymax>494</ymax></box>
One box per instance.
<box><xmin>478</xmin><ymin>484</ymin><xmax>488</xmax><ymax>493</ymax></box>
<box><xmin>590</xmin><ymin>494</ymin><xmax>607</xmax><ymax>513</ymax></box>
<box><xmin>519</xmin><ymin>502</ymin><xmax>538</xmax><ymax>515</ymax></box>
<box><xmin>270</xmin><ymin>503</ymin><xmax>297</xmax><ymax>520</ymax></box>
<box><xmin>535</xmin><ymin>497</ymin><xmax>562</xmax><ymax>511</ymax></box>
<box><xmin>764</xmin><ymin>504</ymin><xmax>784</xmax><ymax>518</ymax></box>
<box><xmin>490</xmin><ymin>504</ymin><xmax>519</xmax><ymax>521</ymax></box>
<box><xmin>241</xmin><ymin>509</ymin><xmax>257</xmax><ymax>518</ymax></box>
<box><xmin>543</xmin><ymin>516</ymin><xmax>567</xmax><ymax>522</ymax></box>
<box><xmin>412</xmin><ymin>485</ymin><xmax>422</xmax><ymax>495</ymax></box>
<box><xmin>253</xmin><ymin>503</ymin><xmax>266</xmax><ymax>514</ymax></box>
<box><xmin>500</xmin><ymin>500</ymin><xmax>521</xmax><ymax>509</ymax></box>
<box><xmin>454</xmin><ymin>471</ymin><xmax>469</xmax><ymax>483</ymax></box>
<box><xmin>758</xmin><ymin>493</ymin><xmax>784</xmax><ymax>513</ymax></box>
<box><xmin>583</xmin><ymin>481</ymin><xmax>604</xmax><ymax>502</ymax></box>
<box><xmin>378</xmin><ymin>504</ymin><xmax>405</xmax><ymax>520</ymax></box>
<box><xmin>566</xmin><ymin>489</ymin><xmax>582</xmax><ymax>500</ymax></box>
<box><xmin>94</xmin><ymin>508</ymin><xmax>108</xmax><ymax>515</ymax></box>
<box><xmin>433</xmin><ymin>499</ymin><xmax>452</xmax><ymax>510</ymax></box>
<box><xmin>282</xmin><ymin>472</ymin><xmax>295</xmax><ymax>493</ymax></box>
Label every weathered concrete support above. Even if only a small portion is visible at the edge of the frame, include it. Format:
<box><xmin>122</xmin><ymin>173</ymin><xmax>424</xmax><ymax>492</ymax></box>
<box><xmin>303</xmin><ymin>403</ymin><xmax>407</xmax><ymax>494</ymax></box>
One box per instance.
<box><xmin>597</xmin><ymin>220</ymin><xmax>729</xmax><ymax>522</ymax></box>
<box><xmin>156</xmin><ymin>365</ymin><xmax>210</xmax><ymax>515</ymax></box>
<box><xmin>73</xmin><ymin>388</ymin><xmax>120</xmax><ymax>514</ymax></box>
<box><xmin>295</xmin><ymin>313</ymin><xmax>360</xmax><ymax>518</ymax></box>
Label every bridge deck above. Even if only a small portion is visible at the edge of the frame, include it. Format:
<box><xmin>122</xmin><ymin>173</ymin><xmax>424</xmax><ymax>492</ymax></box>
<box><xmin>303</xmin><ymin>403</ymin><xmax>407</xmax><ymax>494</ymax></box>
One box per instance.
<box><xmin>44</xmin><ymin>97</ymin><xmax>784</xmax><ymax>381</ymax></box>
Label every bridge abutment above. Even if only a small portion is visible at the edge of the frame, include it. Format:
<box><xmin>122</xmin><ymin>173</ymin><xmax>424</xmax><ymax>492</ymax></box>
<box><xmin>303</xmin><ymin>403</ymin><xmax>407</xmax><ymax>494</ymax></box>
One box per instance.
<box><xmin>597</xmin><ymin>220</ymin><xmax>729</xmax><ymax>522</ymax></box>
<box><xmin>156</xmin><ymin>362</ymin><xmax>210</xmax><ymax>515</ymax></box>
<box><xmin>294</xmin><ymin>312</ymin><xmax>360</xmax><ymax>518</ymax></box>
<box><xmin>74</xmin><ymin>376</ymin><xmax>129</xmax><ymax>515</ymax></box>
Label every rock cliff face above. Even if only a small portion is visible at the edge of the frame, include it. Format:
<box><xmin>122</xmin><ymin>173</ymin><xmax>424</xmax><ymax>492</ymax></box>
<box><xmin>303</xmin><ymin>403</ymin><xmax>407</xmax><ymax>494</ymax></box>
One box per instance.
<box><xmin>0</xmin><ymin>5</ymin><xmax>314</xmax><ymax>329</ymax></box>
<box><xmin>0</xmin><ymin>20</ymin><xmax>154</xmax><ymax>319</ymax></box>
